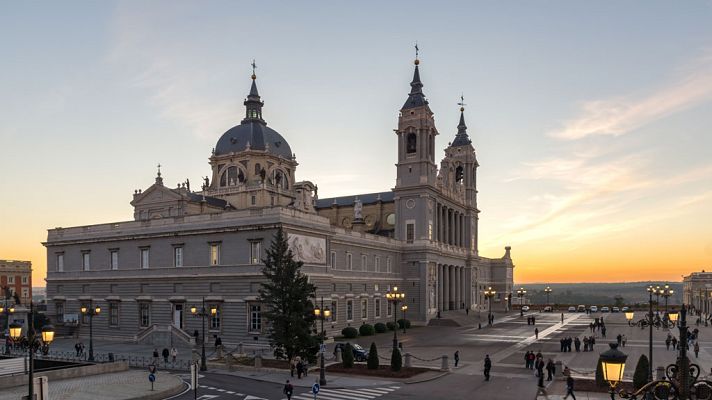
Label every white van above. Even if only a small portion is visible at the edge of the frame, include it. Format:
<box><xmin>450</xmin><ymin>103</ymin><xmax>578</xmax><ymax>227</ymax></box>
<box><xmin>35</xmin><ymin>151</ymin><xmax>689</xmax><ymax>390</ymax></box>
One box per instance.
<box><xmin>590</xmin><ymin>306</ymin><xmax>599</xmax><ymax>313</ymax></box>
<box><xmin>577</xmin><ymin>305</ymin><xmax>586</xmax><ymax>312</ymax></box>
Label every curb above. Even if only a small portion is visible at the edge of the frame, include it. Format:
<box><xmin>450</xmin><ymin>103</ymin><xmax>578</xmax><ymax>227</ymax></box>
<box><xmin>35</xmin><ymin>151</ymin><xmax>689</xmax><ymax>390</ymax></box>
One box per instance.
<box><xmin>130</xmin><ymin>375</ymin><xmax>187</xmax><ymax>400</ymax></box>
<box><xmin>404</xmin><ymin>371</ymin><xmax>450</xmax><ymax>384</ymax></box>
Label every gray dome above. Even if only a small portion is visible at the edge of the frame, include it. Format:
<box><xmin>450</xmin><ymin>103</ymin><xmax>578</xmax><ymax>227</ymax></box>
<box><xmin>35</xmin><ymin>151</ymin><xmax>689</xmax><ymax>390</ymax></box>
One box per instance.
<box><xmin>214</xmin><ymin>121</ymin><xmax>292</xmax><ymax>159</ymax></box>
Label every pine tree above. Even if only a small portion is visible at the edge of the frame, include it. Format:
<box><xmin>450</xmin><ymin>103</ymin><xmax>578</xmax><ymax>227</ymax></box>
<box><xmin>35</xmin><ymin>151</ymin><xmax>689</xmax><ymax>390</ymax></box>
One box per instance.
<box><xmin>259</xmin><ymin>228</ymin><xmax>317</xmax><ymax>362</ymax></box>
<box><xmin>367</xmin><ymin>342</ymin><xmax>379</xmax><ymax>370</ymax></box>
<box><xmin>342</xmin><ymin>343</ymin><xmax>355</xmax><ymax>368</ymax></box>
<box><xmin>633</xmin><ymin>354</ymin><xmax>650</xmax><ymax>390</ymax></box>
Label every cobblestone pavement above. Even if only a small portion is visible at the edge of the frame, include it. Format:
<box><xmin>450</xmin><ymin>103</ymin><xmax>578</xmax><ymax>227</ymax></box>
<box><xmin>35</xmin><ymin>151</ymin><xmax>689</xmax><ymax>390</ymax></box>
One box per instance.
<box><xmin>0</xmin><ymin>369</ymin><xmax>184</xmax><ymax>400</ymax></box>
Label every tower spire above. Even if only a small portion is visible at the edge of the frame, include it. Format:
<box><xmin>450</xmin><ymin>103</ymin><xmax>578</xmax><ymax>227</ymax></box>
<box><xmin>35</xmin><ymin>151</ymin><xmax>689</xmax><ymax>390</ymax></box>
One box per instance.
<box><xmin>402</xmin><ymin>44</ymin><xmax>428</xmax><ymax>110</ymax></box>
<box><xmin>243</xmin><ymin>60</ymin><xmax>265</xmax><ymax>124</ymax></box>
<box><xmin>452</xmin><ymin>95</ymin><xmax>471</xmax><ymax>147</ymax></box>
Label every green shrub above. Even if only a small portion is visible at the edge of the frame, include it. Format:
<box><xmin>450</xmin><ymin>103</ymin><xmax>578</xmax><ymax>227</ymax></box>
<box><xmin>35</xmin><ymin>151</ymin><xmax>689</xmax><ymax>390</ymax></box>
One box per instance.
<box><xmin>397</xmin><ymin>319</ymin><xmax>412</xmax><ymax>329</ymax></box>
<box><xmin>386</xmin><ymin>322</ymin><xmax>396</xmax><ymax>331</ymax></box>
<box><xmin>367</xmin><ymin>342</ymin><xmax>379</xmax><ymax>370</ymax></box>
<box><xmin>633</xmin><ymin>354</ymin><xmax>650</xmax><ymax>390</ymax></box>
<box><xmin>374</xmin><ymin>323</ymin><xmax>387</xmax><ymax>333</ymax></box>
<box><xmin>342</xmin><ymin>327</ymin><xmax>359</xmax><ymax>338</ymax></box>
<box><xmin>359</xmin><ymin>324</ymin><xmax>375</xmax><ymax>336</ymax></box>
<box><xmin>342</xmin><ymin>343</ymin><xmax>354</xmax><ymax>368</ymax></box>
<box><xmin>390</xmin><ymin>347</ymin><xmax>402</xmax><ymax>371</ymax></box>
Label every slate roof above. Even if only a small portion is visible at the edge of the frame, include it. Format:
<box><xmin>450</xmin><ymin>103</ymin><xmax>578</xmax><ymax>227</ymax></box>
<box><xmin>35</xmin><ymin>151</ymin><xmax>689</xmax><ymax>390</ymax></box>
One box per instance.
<box><xmin>401</xmin><ymin>65</ymin><xmax>429</xmax><ymax>110</ymax></box>
<box><xmin>315</xmin><ymin>191</ymin><xmax>394</xmax><ymax>209</ymax></box>
<box><xmin>186</xmin><ymin>192</ymin><xmax>228</xmax><ymax>209</ymax></box>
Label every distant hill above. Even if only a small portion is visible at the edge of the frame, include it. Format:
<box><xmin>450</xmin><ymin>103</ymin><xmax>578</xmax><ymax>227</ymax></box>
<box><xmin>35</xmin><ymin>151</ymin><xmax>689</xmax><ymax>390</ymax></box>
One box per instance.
<box><xmin>514</xmin><ymin>282</ymin><xmax>682</xmax><ymax>306</ymax></box>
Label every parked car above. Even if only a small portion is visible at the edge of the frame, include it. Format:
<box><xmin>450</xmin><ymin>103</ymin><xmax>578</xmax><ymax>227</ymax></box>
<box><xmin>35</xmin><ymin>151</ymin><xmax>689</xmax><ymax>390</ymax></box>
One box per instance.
<box><xmin>612</xmin><ymin>307</ymin><xmax>620</xmax><ymax>313</ymax></box>
<box><xmin>577</xmin><ymin>305</ymin><xmax>586</xmax><ymax>312</ymax></box>
<box><xmin>568</xmin><ymin>306</ymin><xmax>576</xmax><ymax>312</ymax></box>
<box><xmin>601</xmin><ymin>306</ymin><xmax>610</xmax><ymax>312</ymax></box>
<box><xmin>543</xmin><ymin>306</ymin><xmax>553</xmax><ymax>312</ymax></box>
<box><xmin>521</xmin><ymin>305</ymin><xmax>530</xmax><ymax>312</ymax></box>
<box><xmin>590</xmin><ymin>306</ymin><xmax>599</xmax><ymax>313</ymax></box>
<box><xmin>621</xmin><ymin>306</ymin><xmax>630</xmax><ymax>312</ymax></box>
<box><xmin>334</xmin><ymin>342</ymin><xmax>369</xmax><ymax>361</ymax></box>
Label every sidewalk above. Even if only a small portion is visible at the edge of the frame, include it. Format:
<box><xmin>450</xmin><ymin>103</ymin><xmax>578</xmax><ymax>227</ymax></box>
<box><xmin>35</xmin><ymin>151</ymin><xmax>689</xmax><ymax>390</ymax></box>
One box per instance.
<box><xmin>538</xmin><ymin>379</ymin><xmax>612</xmax><ymax>400</ymax></box>
<box><xmin>0</xmin><ymin>369</ymin><xmax>185</xmax><ymax>400</ymax></box>
<box><xmin>211</xmin><ymin>367</ymin><xmax>399</xmax><ymax>388</ymax></box>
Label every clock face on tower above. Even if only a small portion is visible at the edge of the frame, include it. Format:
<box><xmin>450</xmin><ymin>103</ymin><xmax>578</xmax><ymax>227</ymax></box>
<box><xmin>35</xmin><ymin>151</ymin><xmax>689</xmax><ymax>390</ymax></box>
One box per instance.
<box><xmin>406</xmin><ymin>199</ymin><xmax>416</xmax><ymax>209</ymax></box>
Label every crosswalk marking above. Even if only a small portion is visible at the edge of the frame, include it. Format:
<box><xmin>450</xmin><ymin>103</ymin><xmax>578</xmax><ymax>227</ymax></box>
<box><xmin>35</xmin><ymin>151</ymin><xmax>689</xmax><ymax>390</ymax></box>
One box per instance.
<box><xmin>285</xmin><ymin>386</ymin><xmax>400</xmax><ymax>400</ymax></box>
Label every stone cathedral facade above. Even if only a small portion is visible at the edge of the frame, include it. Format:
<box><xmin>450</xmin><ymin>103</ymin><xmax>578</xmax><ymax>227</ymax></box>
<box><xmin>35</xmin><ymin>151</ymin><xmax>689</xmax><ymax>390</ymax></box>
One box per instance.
<box><xmin>44</xmin><ymin>57</ymin><xmax>514</xmax><ymax>345</ymax></box>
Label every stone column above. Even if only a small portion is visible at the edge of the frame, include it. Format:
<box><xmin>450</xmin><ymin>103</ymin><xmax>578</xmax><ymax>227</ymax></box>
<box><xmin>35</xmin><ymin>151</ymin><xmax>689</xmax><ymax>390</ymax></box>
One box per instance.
<box><xmin>435</xmin><ymin>203</ymin><xmax>440</xmax><ymax>242</ymax></box>
<box><xmin>443</xmin><ymin>265</ymin><xmax>450</xmax><ymax>312</ymax></box>
<box><xmin>438</xmin><ymin>264</ymin><xmax>444</xmax><ymax>311</ymax></box>
<box><xmin>454</xmin><ymin>212</ymin><xmax>459</xmax><ymax>247</ymax></box>
<box><xmin>449</xmin><ymin>266</ymin><xmax>455</xmax><ymax>310</ymax></box>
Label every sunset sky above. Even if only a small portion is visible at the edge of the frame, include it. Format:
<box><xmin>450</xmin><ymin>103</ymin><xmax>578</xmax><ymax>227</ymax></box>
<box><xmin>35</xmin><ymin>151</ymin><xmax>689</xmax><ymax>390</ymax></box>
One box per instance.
<box><xmin>1</xmin><ymin>1</ymin><xmax>711</xmax><ymax>286</ymax></box>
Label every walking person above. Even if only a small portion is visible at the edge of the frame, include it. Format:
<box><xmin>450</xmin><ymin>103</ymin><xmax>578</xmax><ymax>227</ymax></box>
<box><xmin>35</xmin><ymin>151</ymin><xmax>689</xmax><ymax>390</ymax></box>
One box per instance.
<box><xmin>454</xmin><ymin>350</ymin><xmax>460</xmax><ymax>368</ymax></box>
<box><xmin>152</xmin><ymin>348</ymin><xmax>159</xmax><ymax>365</ymax></box>
<box><xmin>672</xmin><ymin>336</ymin><xmax>678</xmax><ymax>350</ymax></box>
<box><xmin>563</xmin><ymin>375</ymin><xmax>577</xmax><ymax>400</ymax></box>
<box><xmin>524</xmin><ymin>351</ymin><xmax>531</xmax><ymax>369</ymax></box>
<box><xmin>621</xmin><ymin>335</ymin><xmax>627</xmax><ymax>348</ymax></box>
<box><xmin>536</xmin><ymin>370</ymin><xmax>549</xmax><ymax>398</ymax></box>
<box><xmin>535</xmin><ymin>327</ymin><xmax>539</xmax><ymax>339</ymax></box>
<box><xmin>171</xmin><ymin>346</ymin><xmax>178</xmax><ymax>363</ymax></box>
<box><xmin>283</xmin><ymin>380</ymin><xmax>294</xmax><ymax>400</ymax></box>
<box><xmin>546</xmin><ymin>359</ymin><xmax>555</xmax><ymax>381</ymax></box>
<box><xmin>162</xmin><ymin>347</ymin><xmax>170</xmax><ymax>366</ymax></box>
<box><xmin>484</xmin><ymin>355</ymin><xmax>492</xmax><ymax>381</ymax></box>
<box><xmin>695</xmin><ymin>341</ymin><xmax>700</xmax><ymax>358</ymax></box>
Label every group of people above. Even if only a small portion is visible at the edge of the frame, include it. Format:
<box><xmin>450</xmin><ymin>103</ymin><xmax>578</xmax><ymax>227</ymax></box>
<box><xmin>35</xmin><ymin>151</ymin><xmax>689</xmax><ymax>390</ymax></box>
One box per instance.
<box><xmin>615</xmin><ymin>333</ymin><xmax>628</xmax><ymax>347</ymax></box>
<box><xmin>290</xmin><ymin>355</ymin><xmax>309</xmax><ymax>379</ymax></box>
<box><xmin>74</xmin><ymin>341</ymin><xmax>86</xmax><ymax>357</ymax></box>
<box><xmin>527</xmin><ymin>316</ymin><xmax>537</xmax><ymax>325</ymax></box>
<box><xmin>152</xmin><ymin>347</ymin><xmax>178</xmax><ymax>366</ymax></box>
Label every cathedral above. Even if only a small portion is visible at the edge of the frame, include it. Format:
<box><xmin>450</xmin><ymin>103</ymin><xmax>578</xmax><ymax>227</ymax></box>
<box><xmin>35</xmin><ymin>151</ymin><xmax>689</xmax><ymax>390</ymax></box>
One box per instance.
<box><xmin>44</xmin><ymin>55</ymin><xmax>514</xmax><ymax>345</ymax></box>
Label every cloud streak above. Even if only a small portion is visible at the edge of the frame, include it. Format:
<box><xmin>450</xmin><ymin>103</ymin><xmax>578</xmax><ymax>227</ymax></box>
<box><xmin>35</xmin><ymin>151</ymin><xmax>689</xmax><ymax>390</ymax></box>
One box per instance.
<box><xmin>550</xmin><ymin>51</ymin><xmax>712</xmax><ymax>140</ymax></box>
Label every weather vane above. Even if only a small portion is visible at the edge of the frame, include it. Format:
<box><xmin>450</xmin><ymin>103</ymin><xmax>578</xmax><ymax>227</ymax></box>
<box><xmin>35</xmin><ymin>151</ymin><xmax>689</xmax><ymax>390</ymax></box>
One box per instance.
<box><xmin>458</xmin><ymin>94</ymin><xmax>466</xmax><ymax>111</ymax></box>
<box><xmin>251</xmin><ymin>59</ymin><xmax>257</xmax><ymax>79</ymax></box>
<box><xmin>157</xmin><ymin>163</ymin><xmax>162</xmax><ymax>177</ymax></box>
<box><xmin>415</xmin><ymin>42</ymin><xmax>419</xmax><ymax>59</ymax></box>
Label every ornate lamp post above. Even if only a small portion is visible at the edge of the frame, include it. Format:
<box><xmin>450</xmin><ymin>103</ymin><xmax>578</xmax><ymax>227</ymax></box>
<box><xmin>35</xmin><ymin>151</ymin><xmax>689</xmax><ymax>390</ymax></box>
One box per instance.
<box><xmin>599</xmin><ymin>343</ymin><xmax>628</xmax><ymax>400</ymax></box>
<box><xmin>313</xmin><ymin>297</ymin><xmax>331</xmax><ymax>387</ymax></box>
<box><xmin>516</xmin><ymin>287</ymin><xmax>526</xmax><ymax>316</ymax></box>
<box><xmin>484</xmin><ymin>287</ymin><xmax>496</xmax><ymax>324</ymax></box>
<box><xmin>80</xmin><ymin>303</ymin><xmax>101</xmax><ymax>361</ymax></box>
<box><xmin>655</xmin><ymin>285</ymin><xmax>662</xmax><ymax>313</ymax></box>
<box><xmin>660</xmin><ymin>285</ymin><xmax>674</xmax><ymax>313</ymax></box>
<box><xmin>8</xmin><ymin>302</ymin><xmax>55</xmax><ymax>400</ymax></box>
<box><xmin>401</xmin><ymin>305</ymin><xmax>408</xmax><ymax>334</ymax></box>
<box><xmin>190</xmin><ymin>298</ymin><xmax>217</xmax><ymax>372</ymax></box>
<box><xmin>0</xmin><ymin>303</ymin><xmax>16</xmax><ymax>355</ymax></box>
<box><xmin>617</xmin><ymin>304</ymin><xmax>711</xmax><ymax>400</ymax></box>
<box><xmin>386</xmin><ymin>286</ymin><xmax>405</xmax><ymax>350</ymax></box>
<box><xmin>544</xmin><ymin>286</ymin><xmax>553</xmax><ymax>305</ymax></box>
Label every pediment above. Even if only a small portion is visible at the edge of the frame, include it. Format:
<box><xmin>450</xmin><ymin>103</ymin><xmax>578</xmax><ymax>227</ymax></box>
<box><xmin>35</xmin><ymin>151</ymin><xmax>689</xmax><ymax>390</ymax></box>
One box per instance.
<box><xmin>130</xmin><ymin>184</ymin><xmax>183</xmax><ymax>207</ymax></box>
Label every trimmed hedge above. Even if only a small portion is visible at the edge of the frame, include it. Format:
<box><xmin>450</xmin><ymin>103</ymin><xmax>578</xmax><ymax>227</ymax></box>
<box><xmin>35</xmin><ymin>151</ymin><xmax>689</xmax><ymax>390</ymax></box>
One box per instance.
<box><xmin>633</xmin><ymin>354</ymin><xmax>650</xmax><ymax>390</ymax></box>
<box><xmin>374</xmin><ymin>322</ymin><xmax>387</xmax><ymax>333</ymax></box>
<box><xmin>386</xmin><ymin>322</ymin><xmax>396</xmax><ymax>331</ymax></box>
<box><xmin>342</xmin><ymin>327</ymin><xmax>359</xmax><ymax>339</ymax></box>
<box><xmin>391</xmin><ymin>347</ymin><xmax>402</xmax><ymax>371</ymax></box>
<box><xmin>367</xmin><ymin>342</ymin><xmax>379</xmax><ymax>369</ymax></box>
<box><xmin>359</xmin><ymin>324</ymin><xmax>375</xmax><ymax>336</ymax></box>
<box><xmin>397</xmin><ymin>319</ymin><xmax>411</xmax><ymax>329</ymax></box>
<box><xmin>342</xmin><ymin>343</ymin><xmax>354</xmax><ymax>368</ymax></box>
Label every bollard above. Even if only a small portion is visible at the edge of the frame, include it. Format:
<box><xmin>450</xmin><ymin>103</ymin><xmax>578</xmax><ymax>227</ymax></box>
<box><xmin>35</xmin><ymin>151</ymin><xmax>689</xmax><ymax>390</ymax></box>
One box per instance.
<box><xmin>335</xmin><ymin>347</ymin><xmax>342</xmax><ymax>363</ymax></box>
<box><xmin>254</xmin><ymin>354</ymin><xmax>262</xmax><ymax>368</ymax></box>
<box><xmin>404</xmin><ymin>353</ymin><xmax>412</xmax><ymax>368</ymax></box>
<box><xmin>555</xmin><ymin>361</ymin><xmax>563</xmax><ymax>377</ymax></box>
<box><xmin>238</xmin><ymin>342</ymin><xmax>243</xmax><ymax>355</ymax></box>
<box><xmin>657</xmin><ymin>366</ymin><xmax>665</xmax><ymax>380</ymax></box>
<box><xmin>441</xmin><ymin>355</ymin><xmax>450</xmax><ymax>371</ymax></box>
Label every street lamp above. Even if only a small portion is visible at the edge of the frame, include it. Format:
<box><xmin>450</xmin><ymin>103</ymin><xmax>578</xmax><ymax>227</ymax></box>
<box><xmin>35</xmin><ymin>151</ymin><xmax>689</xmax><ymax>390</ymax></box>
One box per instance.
<box><xmin>8</xmin><ymin>302</ymin><xmax>55</xmax><ymax>400</ymax></box>
<box><xmin>599</xmin><ymin>343</ymin><xmax>628</xmax><ymax>400</ymax></box>
<box><xmin>544</xmin><ymin>286</ymin><xmax>552</xmax><ymax>306</ymax></box>
<box><xmin>660</xmin><ymin>285</ymin><xmax>674</xmax><ymax>313</ymax></box>
<box><xmin>484</xmin><ymin>287</ymin><xmax>496</xmax><ymax>325</ymax></box>
<box><xmin>0</xmin><ymin>303</ymin><xmax>16</xmax><ymax>355</ymax></box>
<box><xmin>654</xmin><ymin>285</ymin><xmax>661</xmax><ymax>313</ymax></box>
<box><xmin>401</xmin><ymin>305</ymin><xmax>408</xmax><ymax>334</ymax></box>
<box><xmin>190</xmin><ymin>298</ymin><xmax>217</xmax><ymax>372</ymax></box>
<box><xmin>516</xmin><ymin>287</ymin><xmax>526</xmax><ymax>316</ymax></box>
<box><xmin>313</xmin><ymin>297</ymin><xmax>331</xmax><ymax>386</ymax></box>
<box><xmin>80</xmin><ymin>303</ymin><xmax>101</xmax><ymax>361</ymax></box>
<box><xmin>386</xmin><ymin>286</ymin><xmax>406</xmax><ymax>350</ymax></box>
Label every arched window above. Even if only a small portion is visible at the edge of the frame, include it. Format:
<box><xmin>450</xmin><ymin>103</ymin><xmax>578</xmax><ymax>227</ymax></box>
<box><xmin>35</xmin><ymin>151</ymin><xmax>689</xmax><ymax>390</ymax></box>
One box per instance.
<box><xmin>255</xmin><ymin>163</ymin><xmax>261</xmax><ymax>176</ymax></box>
<box><xmin>406</xmin><ymin>133</ymin><xmax>417</xmax><ymax>154</ymax></box>
<box><xmin>455</xmin><ymin>166</ymin><xmax>464</xmax><ymax>183</ymax></box>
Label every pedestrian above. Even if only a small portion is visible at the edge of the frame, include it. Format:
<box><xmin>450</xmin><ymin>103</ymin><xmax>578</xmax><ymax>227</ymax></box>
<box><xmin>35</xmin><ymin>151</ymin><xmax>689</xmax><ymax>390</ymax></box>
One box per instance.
<box><xmin>75</xmin><ymin>342</ymin><xmax>81</xmax><ymax>357</ymax></box>
<box><xmin>536</xmin><ymin>370</ymin><xmax>549</xmax><ymax>398</ymax></box>
<box><xmin>524</xmin><ymin>351</ymin><xmax>531</xmax><ymax>369</ymax></box>
<box><xmin>484</xmin><ymin>355</ymin><xmax>492</xmax><ymax>381</ymax></box>
<box><xmin>535</xmin><ymin>327</ymin><xmax>539</xmax><ymax>339</ymax></box>
<box><xmin>601</xmin><ymin>326</ymin><xmax>606</xmax><ymax>338</ymax></box>
<box><xmin>290</xmin><ymin>357</ymin><xmax>296</xmax><ymax>377</ymax></box>
<box><xmin>171</xmin><ymin>347</ymin><xmax>178</xmax><ymax>363</ymax></box>
<box><xmin>536</xmin><ymin>357</ymin><xmax>545</xmax><ymax>378</ymax></box>
<box><xmin>621</xmin><ymin>335</ymin><xmax>627</xmax><ymax>348</ymax></box>
<box><xmin>672</xmin><ymin>337</ymin><xmax>678</xmax><ymax>350</ymax></box>
<box><xmin>283</xmin><ymin>380</ymin><xmax>294</xmax><ymax>400</ymax></box>
<box><xmin>295</xmin><ymin>356</ymin><xmax>303</xmax><ymax>379</ymax></box>
<box><xmin>546</xmin><ymin>359</ymin><xmax>555</xmax><ymax>381</ymax></box>
<box><xmin>532</xmin><ymin>316</ymin><xmax>536</xmax><ymax>325</ymax></box>
<box><xmin>162</xmin><ymin>347</ymin><xmax>170</xmax><ymax>365</ymax></box>
<box><xmin>311</xmin><ymin>381</ymin><xmax>320</xmax><ymax>400</ymax></box>
<box><xmin>454</xmin><ymin>350</ymin><xmax>460</xmax><ymax>367</ymax></box>
<box><xmin>466</xmin><ymin>308</ymin><xmax>469</xmax><ymax>316</ymax></box>
<box><xmin>561</xmin><ymin>313</ymin><xmax>564</xmax><ymax>323</ymax></box>
<box><xmin>152</xmin><ymin>348</ymin><xmax>159</xmax><ymax>365</ymax></box>
<box><xmin>214</xmin><ymin>335</ymin><xmax>222</xmax><ymax>350</ymax></box>
<box><xmin>616</xmin><ymin>334</ymin><xmax>622</xmax><ymax>347</ymax></box>
<box><xmin>563</xmin><ymin>375</ymin><xmax>576</xmax><ymax>400</ymax></box>
<box><xmin>574</xmin><ymin>337</ymin><xmax>581</xmax><ymax>352</ymax></box>
<box><xmin>695</xmin><ymin>341</ymin><xmax>700</xmax><ymax>358</ymax></box>
<box><xmin>666</xmin><ymin>336</ymin><xmax>672</xmax><ymax>350</ymax></box>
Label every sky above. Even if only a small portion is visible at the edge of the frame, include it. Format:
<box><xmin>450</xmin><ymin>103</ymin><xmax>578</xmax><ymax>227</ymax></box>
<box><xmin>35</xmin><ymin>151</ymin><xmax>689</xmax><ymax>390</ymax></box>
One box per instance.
<box><xmin>1</xmin><ymin>1</ymin><xmax>711</xmax><ymax>287</ymax></box>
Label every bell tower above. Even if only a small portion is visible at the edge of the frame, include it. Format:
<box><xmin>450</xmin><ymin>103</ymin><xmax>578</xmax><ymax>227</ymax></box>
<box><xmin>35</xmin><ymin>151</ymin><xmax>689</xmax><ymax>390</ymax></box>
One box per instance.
<box><xmin>395</xmin><ymin>54</ymin><xmax>439</xmax><ymax>189</ymax></box>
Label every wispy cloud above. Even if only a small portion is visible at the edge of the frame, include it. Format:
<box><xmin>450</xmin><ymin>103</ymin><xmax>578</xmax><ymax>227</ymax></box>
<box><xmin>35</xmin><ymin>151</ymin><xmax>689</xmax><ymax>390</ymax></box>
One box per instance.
<box><xmin>550</xmin><ymin>50</ymin><xmax>712</xmax><ymax>140</ymax></box>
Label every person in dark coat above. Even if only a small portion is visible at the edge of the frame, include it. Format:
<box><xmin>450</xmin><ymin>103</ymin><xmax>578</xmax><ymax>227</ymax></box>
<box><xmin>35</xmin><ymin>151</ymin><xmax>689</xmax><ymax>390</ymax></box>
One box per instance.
<box><xmin>162</xmin><ymin>348</ymin><xmax>170</xmax><ymax>365</ymax></box>
<box><xmin>283</xmin><ymin>380</ymin><xmax>294</xmax><ymax>400</ymax></box>
<box><xmin>484</xmin><ymin>355</ymin><xmax>492</xmax><ymax>381</ymax></box>
<box><xmin>546</xmin><ymin>359</ymin><xmax>555</xmax><ymax>381</ymax></box>
<box><xmin>563</xmin><ymin>375</ymin><xmax>576</xmax><ymax>399</ymax></box>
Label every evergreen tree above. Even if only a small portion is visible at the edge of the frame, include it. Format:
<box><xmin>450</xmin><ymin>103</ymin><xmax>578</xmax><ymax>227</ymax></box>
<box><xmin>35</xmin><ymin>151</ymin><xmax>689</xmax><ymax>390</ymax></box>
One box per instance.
<box><xmin>367</xmin><ymin>342</ymin><xmax>379</xmax><ymax>369</ymax></box>
<box><xmin>259</xmin><ymin>228</ymin><xmax>317</xmax><ymax>362</ymax></box>
<box><xmin>391</xmin><ymin>347</ymin><xmax>402</xmax><ymax>371</ymax></box>
<box><xmin>633</xmin><ymin>354</ymin><xmax>650</xmax><ymax>390</ymax></box>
